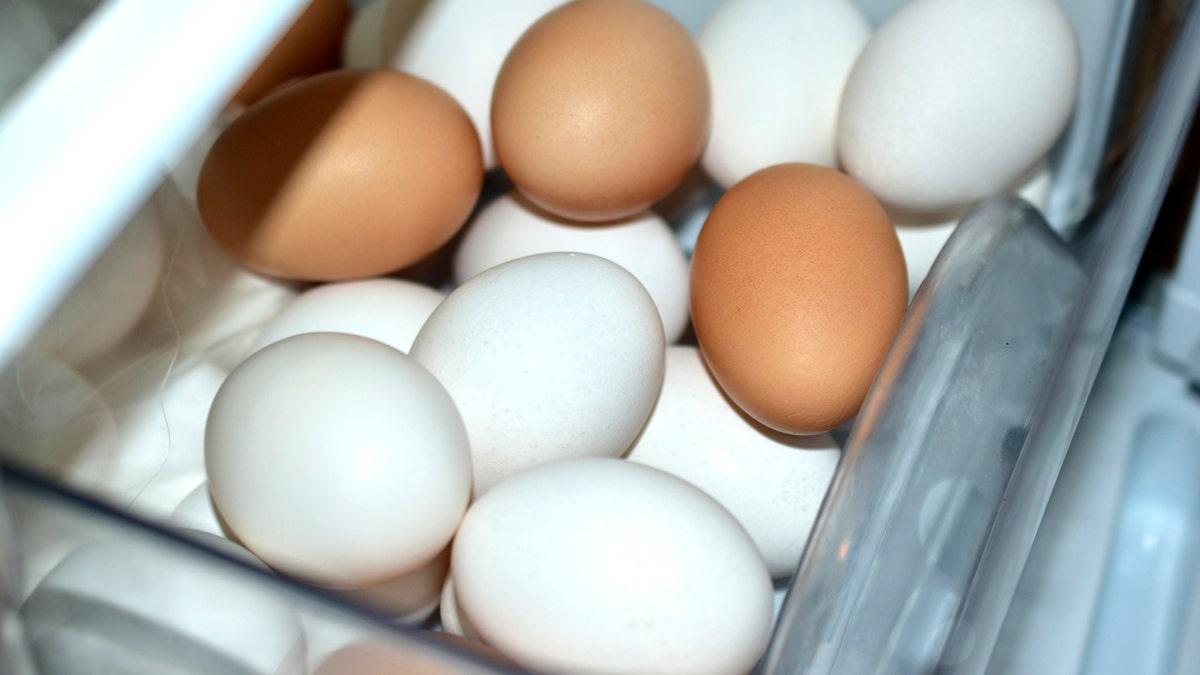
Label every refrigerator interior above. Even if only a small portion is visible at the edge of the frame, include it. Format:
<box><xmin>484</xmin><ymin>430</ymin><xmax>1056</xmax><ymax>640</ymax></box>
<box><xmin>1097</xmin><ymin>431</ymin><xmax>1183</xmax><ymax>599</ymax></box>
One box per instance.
<box><xmin>1</xmin><ymin>0</ymin><xmax>1198</xmax><ymax>673</ymax></box>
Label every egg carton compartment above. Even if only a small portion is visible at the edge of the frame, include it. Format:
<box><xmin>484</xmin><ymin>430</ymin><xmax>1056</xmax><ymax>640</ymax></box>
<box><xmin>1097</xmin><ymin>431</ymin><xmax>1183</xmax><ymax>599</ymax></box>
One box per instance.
<box><xmin>0</xmin><ymin>0</ymin><xmax>1196</xmax><ymax>673</ymax></box>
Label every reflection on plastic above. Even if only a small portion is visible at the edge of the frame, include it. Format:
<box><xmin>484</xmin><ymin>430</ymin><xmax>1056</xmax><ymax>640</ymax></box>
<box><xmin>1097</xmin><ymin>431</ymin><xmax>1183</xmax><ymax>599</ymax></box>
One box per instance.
<box><xmin>763</xmin><ymin>197</ymin><xmax>1087</xmax><ymax>673</ymax></box>
<box><xmin>1082</xmin><ymin>415</ymin><xmax>1200</xmax><ymax>675</ymax></box>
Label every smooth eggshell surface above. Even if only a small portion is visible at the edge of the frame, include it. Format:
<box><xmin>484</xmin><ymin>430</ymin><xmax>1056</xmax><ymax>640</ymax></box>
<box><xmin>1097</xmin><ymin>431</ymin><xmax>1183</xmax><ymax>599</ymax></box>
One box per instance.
<box><xmin>837</xmin><ymin>0</ymin><xmax>1079</xmax><ymax>217</ymax></box>
<box><xmin>230</xmin><ymin>0</ymin><xmax>349</xmax><ymax>106</ymax></box>
<box><xmin>452</xmin><ymin>457</ymin><xmax>773</xmax><ymax>675</ymax></box>
<box><xmin>896</xmin><ymin>161</ymin><xmax>1053</xmax><ymax>300</ymax></box>
<box><xmin>32</xmin><ymin>197</ymin><xmax>166</xmax><ymax>367</ymax></box>
<box><xmin>492</xmin><ymin>0</ymin><xmax>711</xmax><ymax>221</ymax></box>
<box><xmin>385</xmin><ymin>0</ymin><xmax>570</xmax><ymax>169</ymax></box>
<box><xmin>698</xmin><ymin>0</ymin><xmax>870</xmax><ymax>189</ymax></box>
<box><xmin>22</xmin><ymin>540</ymin><xmax>306</xmax><ymax>675</ymax></box>
<box><xmin>205</xmin><ymin>332</ymin><xmax>471</xmax><ymax>589</ymax></box>
<box><xmin>690</xmin><ymin>163</ymin><xmax>907</xmax><ymax>435</ymax></box>
<box><xmin>453</xmin><ymin>192</ymin><xmax>691</xmax><ymax>343</ymax></box>
<box><xmin>626</xmin><ymin>346</ymin><xmax>841</xmax><ymax>578</ymax></box>
<box><xmin>247</xmin><ymin>277</ymin><xmax>445</xmax><ymax>357</ymax></box>
<box><xmin>198</xmin><ymin>69</ymin><xmax>482</xmax><ymax>281</ymax></box>
<box><xmin>410</xmin><ymin>252</ymin><xmax>665</xmax><ymax>496</ymax></box>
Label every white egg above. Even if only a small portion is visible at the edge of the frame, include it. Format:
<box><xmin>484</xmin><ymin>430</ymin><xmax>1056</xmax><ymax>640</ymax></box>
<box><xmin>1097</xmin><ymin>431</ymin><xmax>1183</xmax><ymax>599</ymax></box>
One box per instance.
<box><xmin>170</xmin><ymin>482</ymin><xmax>228</xmax><ymax>537</ymax></box>
<box><xmin>384</xmin><ymin>0</ymin><xmax>570</xmax><ymax>168</ymax></box>
<box><xmin>410</xmin><ymin>252</ymin><xmax>665</xmax><ymax>496</ymax></box>
<box><xmin>438</xmin><ymin>575</ymin><xmax>483</xmax><ymax>641</ymax></box>
<box><xmin>22</xmin><ymin>539</ymin><xmax>306</xmax><ymax>675</ymax></box>
<box><xmin>626</xmin><ymin>346</ymin><xmax>840</xmax><ymax>579</ymax></box>
<box><xmin>838</xmin><ymin>0</ymin><xmax>1079</xmax><ymax>217</ymax></box>
<box><xmin>32</xmin><ymin>196</ymin><xmax>166</xmax><ymax>367</ymax></box>
<box><xmin>698</xmin><ymin>0</ymin><xmax>870</xmax><ymax>188</ymax></box>
<box><xmin>342</xmin><ymin>0</ymin><xmax>392</xmax><ymax>68</ymax></box>
<box><xmin>247</xmin><ymin>278</ymin><xmax>444</xmax><ymax>357</ymax></box>
<box><xmin>336</xmin><ymin>546</ymin><xmax>451</xmax><ymax>625</ymax></box>
<box><xmin>896</xmin><ymin>161</ymin><xmax>1053</xmax><ymax>300</ymax></box>
<box><xmin>0</xmin><ymin>350</ymin><xmax>122</xmax><ymax>496</ymax></box>
<box><xmin>205</xmin><ymin>332</ymin><xmax>471</xmax><ymax>589</ymax></box>
<box><xmin>454</xmin><ymin>193</ymin><xmax>690</xmax><ymax>343</ymax></box>
<box><xmin>452</xmin><ymin>457</ymin><xmax>774</xmax><ymax>675</ymax></box>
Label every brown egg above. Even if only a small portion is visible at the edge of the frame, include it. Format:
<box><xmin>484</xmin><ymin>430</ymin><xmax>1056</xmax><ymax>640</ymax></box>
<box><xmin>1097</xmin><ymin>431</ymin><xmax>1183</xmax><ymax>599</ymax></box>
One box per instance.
<box><xmin>231</xmin><ymin>0</ymin><xmax>350</xmax><ymax>106</ymax></box>
<box><xmin>198</xmin><ymin>69</ymin><xmax>483</xmax><ymax>281</ymax></box>
<box><xmin>491</xmin><ymin>0</ymin><xmax>710</xmax><ymax>222</ymax></box>
<box><xmin>311</xmin><ymin>635</ymin><xmax>524</xmax><ymax>675</ymax></box>
<box><xmin>689</xmin><ymin>163</ymin><xmax>907</xmax><ymax>435</ymax></box>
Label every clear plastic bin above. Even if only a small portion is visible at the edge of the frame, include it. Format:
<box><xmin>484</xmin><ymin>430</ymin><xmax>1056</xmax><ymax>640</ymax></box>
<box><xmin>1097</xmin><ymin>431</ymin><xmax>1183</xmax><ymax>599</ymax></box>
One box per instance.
<box><xmin>0</xmin><ymin>0</ymin><xmax>1197</xmax><ymax>673</ymax></box>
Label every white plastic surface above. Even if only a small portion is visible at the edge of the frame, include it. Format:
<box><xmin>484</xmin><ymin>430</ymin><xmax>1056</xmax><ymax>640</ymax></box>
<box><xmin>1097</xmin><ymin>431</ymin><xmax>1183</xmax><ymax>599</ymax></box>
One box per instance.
<box><xmin>0</xmin><ymin>0</ymin><xmax>311</xmax><ymax>373</ymax></box>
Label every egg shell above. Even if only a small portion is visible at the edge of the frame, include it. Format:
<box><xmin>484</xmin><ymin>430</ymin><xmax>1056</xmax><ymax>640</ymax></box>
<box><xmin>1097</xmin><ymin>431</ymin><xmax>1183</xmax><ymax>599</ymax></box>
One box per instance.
<box><xmin>335</xmin><ymin>546</ymin><xmax>451</xmax><ymax>625</ymax></box>
<box><xmin>410</xmin><ymin>252</ymin><xmax>665</xmax><ymax>496</ymax></box>
<box><xmin>837</xmin><ymin>0</ymin><xmax>1080</xmax><ymax>216</ymax></box>
<box><xmin>438</xmin><ymin>575</ymin><xmax>483</xmax><ymax>642</ymax></box>
<box><xmin>698</xmin><ymin>0</ymin><xmax>870</xmax><ymax>188</ymax></box>
<box><xmin>689</xmin><ymin>163</ymin><xmax>907</xmax><ymax>435</ymax></box>
<box><xmin>32</xmin><ymin>196</ymin><xmax>166</xmax><ymax>367</ymax></box>
<box><xmin>453</xmin><ymin>192</ymin><xmax>691</xmax><ymax>343</ymax></box>
<box><xmin>204</xmin><ymin>332</ymin><xmax>472</xmax><ymax>589</ymax></box>
<box><xmin>247</xmin><ymin>277</ymin><xmax>445</xmax><ymax>357</ymax></box>
<box><xmin>198</xmin><ymin>68</ymin><xmax>483</xmax><ymax>281</ymax></box>
<box><xmin>896</xmin><ymin>161</ymin><xmax>1053</xmax><ymax>300</ymax></box>
<box><xmin>491</xmin><ymin>0</ymin><xmax>711</xmax><ymax>222</ymax></box>
<box><xmin>385</xmin><ymin>0</ymin><xmax>571</xmax><ymax>169</ymax></box>
<box><xmin>230</xmin><ymin>0</ymin><xmax>350</xmax><ymax>106</ymax></box>
<box><xmin>22</xmin><ymin>540</ymin><xmax>306</xmax><ymax>675</ymax></box>
<box><xmin>452</xmin><ymin>457</ymin><xmax>774</xmax><ymax>675</ymax></box>
<box><xmin>626</xmin><ymin>346</ymin><xmax>841</xmax><ymax>578</ymax></box>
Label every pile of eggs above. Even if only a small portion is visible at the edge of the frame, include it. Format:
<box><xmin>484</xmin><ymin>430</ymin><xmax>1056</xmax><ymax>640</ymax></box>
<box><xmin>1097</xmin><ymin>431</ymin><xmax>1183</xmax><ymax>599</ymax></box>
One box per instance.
<box><xmin>1</xmin><ymin>0</ymin><xmax>1081</xmax><ymax>673</ymax></box>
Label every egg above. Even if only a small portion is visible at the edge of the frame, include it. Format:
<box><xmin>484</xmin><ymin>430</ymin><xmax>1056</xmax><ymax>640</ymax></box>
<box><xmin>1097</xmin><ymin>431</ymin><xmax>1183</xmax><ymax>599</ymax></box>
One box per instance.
<box><xmin>22</xmin><ymin>540</ymin><xmax>306</xmax><ymax>675</ymax></box>
<box><xmin>335</xmin><ymin>546</ymin><xmax>451</xmax><ymax>625</ymax></box>
<box><xmin>198</xmin><ymin>68</ymin><xmax>483</xmax><ymax>281</ymax></box>
<box><xmin>247</xmin><ymin>277</ymin><xmax>445</xmax><ymax>357</ymax></box>
<box><xmin>384</xmin><ymin>0</ymin><xmax>571</xmax><ymax>169</ymax></box>
<box><xmin>697</xmin><ymin>0</ymin><xmax>871</xmax><ymax>188</ymax></box>
<box><xmin>439</xmin><ymin>575</ymin><xmax>483</xmax><ymax>641</ymax></box>
<box><xmin>453</xmin><ymin>192</ymin><xmax>691</xmax><ymax>343</ymax></box>
<box><xmin>491</xmin><ymin>0</ymin><xmax>711</xmax><ymax>222</ymax></box>
<box><xmin>896</xmin><ymin>161</ymin><xmax>1053</xmax><ymax>300</ymax></box>
<box><xmin>452</xmin><ymin>457</ymin><xmax>774</xmax><ymax>675</ymax></box>
<box><xmin>205</xmin><ymin>332</ymin><xmax>472</xmax><ymax>589</ymax></box>
<box><xmin>837</xmin><ymin>0</ymin><xmax>1080</xmax><ymax>217</ymax></box>
<box><xmin>690</xmin><ymin>163</ymin><xmax>907</xmax><ymax>435</ymax></box>
<box><xmin>410</xmin><ymin>252</ymin><xmax>665</xmax><ymax>496</ymax></box>
<box><xmin>230</xmin><ymin>0</ymin><xmax>350</xmax><ymax>106</ymax></box>
<box><xmin>625</xmin><ymin>346</ymin><xmax>841</xmax><ymax>578</ymax></box>
<box><xmin>32</xmin><ymin>196</ymin><xmax>166</xmax><ymax>367</ymax></box>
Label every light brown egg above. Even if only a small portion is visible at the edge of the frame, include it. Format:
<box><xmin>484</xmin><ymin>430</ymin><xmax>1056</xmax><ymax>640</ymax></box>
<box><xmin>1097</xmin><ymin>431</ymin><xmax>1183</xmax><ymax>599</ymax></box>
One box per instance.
<box><xmin>689</xmin><ymin>163</ymin><xmax>907</xmax><ymax>435</ymax></box>
<box><xmin>491</xmin><ymin>0</ymin><xmax>710</xmax><ymax>222</ymax></box>
<box><xmin>230</xmin><ymin>0</ymin><xmax>350</xmax><ymax>106</ymax></box>
<box><xmin>198</xmin><ymin>69</ymin><xmax>483</xmax><ymax>281</ymax></box>
<box><xmin>311</xmin><ymin>635</ymin><xmax>523</xmax><ymax>675</ymax></box>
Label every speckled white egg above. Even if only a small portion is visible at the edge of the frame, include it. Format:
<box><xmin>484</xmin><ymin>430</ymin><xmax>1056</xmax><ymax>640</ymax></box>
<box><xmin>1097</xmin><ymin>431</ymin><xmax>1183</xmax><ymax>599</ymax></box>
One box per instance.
<box><xmin>410</xmin><ymin>252</ymin><xmax>665</xmax><ymax>496</ymax></box>
<box><xmin>452</xmin><ymin>457</ymin><xmax>774</xmax><ymax>675</ymax></box>
<box><xmin>453</xmin><ymin>192</ymin><xmax>690</xmax><ymax>343</ymax></box>
<box><xmin>838</xmin><ymin>0</ymin><xmax>1079</xmax><ymax>217</ymax></box>
<box><xmin>247</xmin><ymin>277</ymin><xmax>445</xmax><ymax>357</ymax></box>
<box><xmin>205</xmin><ymin>332</ymin><xmax>471</xmax><ymax>589</ymax></box>
<box><xmin>626</xmin><ymin>346</ymin><xmax>840</xmax><ymax>578</ymax></box>
<box><xmin>698</xmin><ymin>0</ymin><xmax>870</xmax><ymax>188</ymax></box>
<box><xmin>384</xmin><ymin>0</ymin><xmax>570</xmax><ymax>168</ymax></box>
